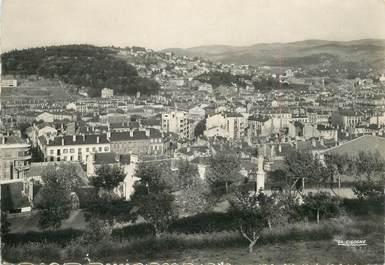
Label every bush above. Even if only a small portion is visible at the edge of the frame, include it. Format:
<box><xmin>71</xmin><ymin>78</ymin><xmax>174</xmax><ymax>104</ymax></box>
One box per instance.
<box><xmin>112</xmin><ymin>223</ymin><xmax>155</xmax><ymax>239</ymax></box>
<box><xmin>4</xmin><ymin>228</ymin><xmax>83</xmax><ymax>246</ymax></box>
<box><xmin>342</xmin><ymin>198</ymin><xmax>384</xmax><ymax>216</ymax></box>
<box><xmin>3</xmin><ymin>242</ymin><xmax>61</xmax><ymax>263</ymax></box>
<box><xmin>168</xmin><ymin>211</ymin><xmax>240</xmax><ymax>234</ymax></box>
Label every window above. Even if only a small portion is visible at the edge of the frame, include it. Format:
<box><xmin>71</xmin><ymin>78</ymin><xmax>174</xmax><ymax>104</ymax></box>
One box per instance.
<box><xmin>63</xmin><ymin>156</ymin><xmax>67</xmax><ymax>161</ymax></box>
<box><xmin>50</xmin><ymin>150</ymin><xmax>54</xmax><ymax>155</ymax></box>
<box><xmin>86</xmin><ymin>147</ymin><xmax>89</xmax><ymax>152</ymax></box>
<box><xmin>78</xmin><ymin>148</ymin><xmax>82</xmax><ymax>153</ymax></box>
<box><xmin>98</xmin><ymin>147</ymin><xmax>102</xmax><ymax>152</ymax></box>
<box><xmin>63</xmin><ymin>149</ymin><xmax>68</xmax><ymax>154</ymax></box>
<box><xmin>104</xmin><ymin>147</ymin><xmax>109</xmax><ymax>152</ymax></box>
<box><xmin>92</xmin><ymin>147</ymin><xmax>96</xmax><ymax>152</ymax></box>
<box><xmin>70</xmin><ymin>156</ymin><xmax>73</xmax><ymax>161</ymax></box>
<box><xmin>70</xmin><ymin>148</ymin><xmax>75</xmax><ymax>153</ymax></box>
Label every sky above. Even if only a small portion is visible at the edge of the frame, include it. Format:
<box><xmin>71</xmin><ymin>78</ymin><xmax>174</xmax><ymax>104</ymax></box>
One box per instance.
<box><xmin>1</xmin><ymin>0</ymin><xmax>385</xmax><ymax>51</ymax></box>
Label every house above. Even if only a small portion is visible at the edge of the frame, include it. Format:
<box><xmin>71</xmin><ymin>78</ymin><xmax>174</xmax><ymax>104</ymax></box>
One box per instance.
<box><xmin>41</xmin><ymin>134</ymin><xmax>110</xmax><ymax>163</ymax></box>
<box><xmin>162</xmin><ymin>111</ymin><xmax>191</xmax><ymax>139</ymax></box>
<box><xmin>0</xmin><ymin>135</ymin><xmax>31</xmax><ymax>183</ymax></box>
<box><xmin>109</xmin><ymin>128</ymin><xmax>164</xmax><ymax>155</ymax></box>
<box><xmin>101</xmin><ymin>87</ymin><xmax>114</xmax><ymax>98</ymax></box>
<box><xmin>331</xmin><ymin>110</ymin><xmax>364</xmax><ymax>129</ymax></box>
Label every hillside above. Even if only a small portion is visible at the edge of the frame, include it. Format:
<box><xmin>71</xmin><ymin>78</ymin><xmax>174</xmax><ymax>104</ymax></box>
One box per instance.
<box><xmin>2</xmin><ymin>45</ymin><xmax>160</xmax><ymax>97</ymax></box>
<box><xmin>162</xmin><ymin>39</ymin><xmax>385</xmax><ymax>71</ymax></box>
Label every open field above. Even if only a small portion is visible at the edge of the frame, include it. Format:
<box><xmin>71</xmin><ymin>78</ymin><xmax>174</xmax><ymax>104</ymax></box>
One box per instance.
<box><xmin>1</xmin><ymin>76</ymin><xmax>77</xmax><ymax>99</ymax></box>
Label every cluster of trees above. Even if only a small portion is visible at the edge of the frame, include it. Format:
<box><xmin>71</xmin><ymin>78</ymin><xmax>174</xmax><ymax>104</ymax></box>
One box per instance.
<box><xmin>21</xmin><ymin>149</ymin><xmax>383</xmax><ymax>254</ymax></box>
<box><xmin>2</xmin><ymin>45</ymin><xmax>160</xmax><ymax>97</ymax></box>
<box><xmin>195</xmin><ymin>71</ymin><xmax>248</xmax><ymax>88</ymax></box>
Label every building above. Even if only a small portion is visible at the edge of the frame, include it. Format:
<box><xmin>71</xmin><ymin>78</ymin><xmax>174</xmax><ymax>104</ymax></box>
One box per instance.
<box><xmin>101</xmin><ymin>87</ymin><xmax>114</xmax><ymax>98</ymax></box>
<box><xmin>248</xmin><ymin>115</ymin><xmax>272</xmax><ymax>137</ymax></box>
<box><xmin>162</xmin><ymin>111</ymin><xmax>191</xmax><ymax>139</ymax></box>
<box><xmin>0</xmin><ymin>135</ymin><xmax>31</xmax><ymax>183</ymax></box>
<box><xmin>109</xmin><ymin>128</ymin><xmax>164</xmax><ymax>155</ymax></box>
<box><xmin>204</xmin><ymin>112</ymin><xmax>246</xmax><ymax>140</ymax></box>
<box><xmin>1</xmin><ymin>79</ymin><xmax>18</xmax><ymax>88</ymax></box>
<box><xmin>331</xmin><ymin>110</ymin><xmax>364</xmax><ymax>129</ymax></box>
<box><xmin>41</xmin><ymin>134</ymin><xmax>110</xmax><ymax>163</ymax></box>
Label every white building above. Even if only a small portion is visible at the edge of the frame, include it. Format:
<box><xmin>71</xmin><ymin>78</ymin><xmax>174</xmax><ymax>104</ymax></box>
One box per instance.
<box><xmin>101</xmin><ymin>87</ymin><xmax>114</xmax><ymax>98</ymax></box>
<box><xmin>42</xmin><ymin>134</ymin><xmax>110</xmax><ymax>163</ymax></box>
<box><xmin>162</xmin><ymin>111</ymin><xmax>191</xmax><ymax>139</ymax></box>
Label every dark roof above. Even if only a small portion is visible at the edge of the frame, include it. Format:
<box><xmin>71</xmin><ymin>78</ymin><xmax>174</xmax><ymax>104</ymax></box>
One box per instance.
<box><xmin>94</xmin><ymin>152</ymin><xmax>119</xmax><ymax>165</ymax></box>
<box><xmin>47</xmin><ymin>134</ymin><xmax>109</xmax><ymax>146</ymax></box>
<box><xmin>110</xmin><ymin>121</ymin><xmax>139</xmax><ymax>130</ymax></box>
<box><xmin>1</xmin><ymin>135</ymin><xmax>27</xmax><ymax>144</ymax></box>
<box><xmin>248</xmin><ymin>115</ymin><xmax>270</xmax><ymax>122</ymax></box>
<box><xmin>28</xmin><ymin>161</ymin><xmax>89</xmax><ymax>186</ymax></box>
<box><xmin>226</xmin><ymin>112</ymin><xmax>244</xmax><ymax>118</ymax></box>
<box><xmin>324</xmin><ymin>135</ymin><xmax>385</xmax><ymax>160</ymax></box>
<box><xmin>110</xmin><ymin>128</ymin><xmax>162</xmax><ymax>142</ymax></box>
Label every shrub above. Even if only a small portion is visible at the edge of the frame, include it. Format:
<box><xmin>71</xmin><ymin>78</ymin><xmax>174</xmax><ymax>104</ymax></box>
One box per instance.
<box><xmin>342</xmin><ymin>198</ymin><xmax>384</xmax><ymax>216</ymax></box>
<box><xmin>112</xmin><ymin>222</ymin><xmax>155</xmax><ymax>239</ymax></box>
<box><xmin>4</xmin><ymin>228</ymin><xmax>83</xmax><ymax>246</ymax></box>
<box><xmin>168</xmin><ymin>211</ymin><xmax>240</xmax><ymax>234</ymax></box>
<box><xmin>3</xmin><ymin>242</ymin><xmax>61</xmax><ymax>263</ymax></box>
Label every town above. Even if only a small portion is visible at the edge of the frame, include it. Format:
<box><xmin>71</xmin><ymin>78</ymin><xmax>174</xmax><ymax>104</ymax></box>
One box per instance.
<box><xmin>0</xmin><ymin>43</ymin><xmax>384</xmax><ymax>263</ymax></box>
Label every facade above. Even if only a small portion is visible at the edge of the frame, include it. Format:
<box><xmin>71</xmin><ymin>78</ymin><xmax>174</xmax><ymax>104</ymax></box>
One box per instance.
<box><xmin>204</xmin><ymin>112</ymin><xmax>246</xmax><ymax>140</ymax></box>
<box><xmin>43</xmin><ymin>134</ymin><xmax>110</xmax><ymax>163</ymax></box>
<box><xmin>109</xmin><ymin>128</ymin><xmax>164</xmax><ymax>155</ymax></box>
<box><xmin>101</xmin><ymin>87</ymin><xmax>114</xmax><ymax>98</ymax></box>
<box><xmin>248</xmin><ymin>115</ymin><xmax>272</xmax><ymax>137</ymax></box>
<box><xmin>331</xmin><ymin>110</ymin><xmax>364</xmax><ymax>129</ymax></box>
<box><xmin>162</xmin><ymin>111</ymin><xmax>191</xmax><ymax>139</ymax></box>
<box><xmin>0</xmin><ymin>135</ymin><xmax>31</xmax><ymax>183</ymax></box>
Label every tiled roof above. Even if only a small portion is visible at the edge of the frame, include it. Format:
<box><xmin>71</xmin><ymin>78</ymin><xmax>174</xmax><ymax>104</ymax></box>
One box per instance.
<box><xmin>47</xmin><ymin>134</ymin><xmax>109</xmax><ymax>146</ymax></box>
<box><xmin>110</xmin><ymin>128</ymin><xmax>162</xmax><ymax>142</ymax></box>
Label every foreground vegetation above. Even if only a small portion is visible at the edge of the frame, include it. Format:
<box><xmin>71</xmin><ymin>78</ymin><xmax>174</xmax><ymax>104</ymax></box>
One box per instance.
<box><xmin>3</xmin><ymin>213</ymin><xmax>382</xmax><ymax>264</ymax></box>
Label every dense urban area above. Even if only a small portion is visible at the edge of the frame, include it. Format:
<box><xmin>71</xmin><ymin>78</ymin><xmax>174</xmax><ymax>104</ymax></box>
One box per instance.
<box><xmin>0</xmin><ymin>41</ymin><xmax>384</xmax><ymax>264</ymax></box>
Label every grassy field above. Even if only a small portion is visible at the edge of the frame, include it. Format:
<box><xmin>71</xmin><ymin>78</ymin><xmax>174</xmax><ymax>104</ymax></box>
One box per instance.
<box><xmin>1</xmin><ymin>76</ymin><xmax>77</xmax><ymax>99</ymax></box>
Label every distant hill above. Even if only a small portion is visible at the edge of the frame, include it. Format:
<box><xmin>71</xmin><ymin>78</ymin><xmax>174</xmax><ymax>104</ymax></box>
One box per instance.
<box><xmin>2</xmin><ymin>45</ymin><xmax>160</xmax><ymax>97</ymax></box>
<box><xmin>162</xmin><ymin>39</ymin><xmax>385</xmax><ymax>71</ymax></box>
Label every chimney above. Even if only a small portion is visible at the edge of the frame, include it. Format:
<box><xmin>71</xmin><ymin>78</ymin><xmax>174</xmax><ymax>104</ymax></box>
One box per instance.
<box><xmin>96</xmin><ymin>136</ymin><xmax>100</xmax><ymax>144</ymax></box>
<box><xmin>73</xmin><ymin>135</ymin><xmax>76</xmax><ymax>142</ymax></box>
<box><xmin>82</xmin><ymin>134</ymin><xmax>85</xmax><ymax>141</ymax></box>
<box><xmin>107</xmin><ymin>131</ymin><xmax>111</xmax><ymax>140</ymax></box>
<box><xmin>61</xmin><ymin>138</ymin><xmax>65</xmax><ymax>146</ymax></box>
<box><xmin>130</xmin><ymin>130</ymin><xmax>134</xmax><ymax>137</ymax></box>
<box><xmin>145</xmin><ymin>129</ymin><xmax>150</xmax><ymax>137</ymax></box>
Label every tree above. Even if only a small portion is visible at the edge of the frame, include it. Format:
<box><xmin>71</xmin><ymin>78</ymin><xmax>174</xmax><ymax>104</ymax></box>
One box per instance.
<box><xmin>36</xmin><ymin>164</ymin><xmax>80</xmax><ymax>229</ymax></box>
<box><xmin>230</xmin><ymin>190</ymin><xmax>273</xmax><ymax>254</ymax></box>
<box><xmin>175</xmin><ymin>177</ymin><xmax>214</xmax><ymax>216</ymax></box>
<box><xmin>352</xmin><ymin>179</ymin><xmax>384</xmax><ymax>200</ymax></box>
<box><xmin>130</xmin><ymin>163</ymin><xmax>177</xmax><ymax>237</ymax></box>
<box><xmin>207</xmin><ymin>153</ymin><xmax>242</xmax><ymax>195</ymax></box>
<box><xmin>90</xmin><ymin>165</ymin><xmax>125</xmax><ymax>197</ymax></box>
<box><xmin>302</xmin><ymin>192</ymin><xmax>340</xmax><ymax>224</ymax></box>
<box><xmin>176</xmin><ymin>160</ymin><xmax>199</xmax><ymax>189</ymax></box>
<box><xmin>194</xmin><ymin>119</ymin><xmax>206</xmax><ymax>137</ymax></box>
